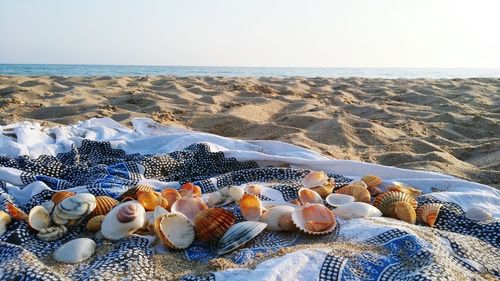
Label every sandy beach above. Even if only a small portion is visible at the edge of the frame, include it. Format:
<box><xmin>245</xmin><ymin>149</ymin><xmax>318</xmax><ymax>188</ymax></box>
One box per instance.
<box><xmin>0</xmin><ymin>75</ymin><xmax>498</xmax><ymax>188</ymax></box>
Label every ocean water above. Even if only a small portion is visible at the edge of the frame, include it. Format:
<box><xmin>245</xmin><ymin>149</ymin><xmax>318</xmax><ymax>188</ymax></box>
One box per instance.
<box><xmin>1</xmin><ymin>64</ymin><xmax>500</xmax><ymax>78</ymax></box>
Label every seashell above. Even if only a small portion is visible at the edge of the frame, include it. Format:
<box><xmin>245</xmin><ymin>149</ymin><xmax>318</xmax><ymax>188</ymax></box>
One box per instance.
<box><xmin>465</xmin><ymin>207</ymin><xmax>492</xmax><ymax>221</ymax></box>
<box><xmin>206</xmin><ymin>187</ymin><xmax>233</xmax><ymax>207</ymax></box>
<box><xmin>155</xmin><ymin>211</ymin><xmax>195</xmax><ymax>249</ymax></box>
<box><xmin>387</xmin><ymin>182</ymin><xmax>421</xmax><ymax>197</ymax></box>
<box><xmin>194</xmin><ymin>208</ymin><xmax>236</xmax><ymax>241</ymax></box>
<box><xmin>239</xmin><ymin>194</ymin><xmax>263</xmax><ymax>221</ymax></box>
<box><xmin>332</xmin><ymin>202</ymin><xmax>382</xmax><ymax>219</ymax></box>
<box><xmin>217</xmin><ymin>221</ymin><xmax>267</xmax><ymax>255</ymax></box>
<box><xmin>41</xmin><ymin>200</ymin><xmax>55</xmax><ymax>214</ymax></box>
<box><xmin>52</xmin><ymin>193</ymin><xmax>97</xmax><ymax>225</ymax></box>
<box><xmin>136</xmin><ymin>184</ymin><xmax>155</xmax><ymax>193</ymax></box>
<box><xmin>302</xmin><ymin>171</ymin><xmax>334</xmax><ymax>198</ymax></box>
<box><xmin>28</xmin><ymin>206</ymin><xmax>51</xmax><ymax>231</ymax></box>
<box><xmin>361</xmin><ymin>175</ymin><xmax>382</xmax><ymax>188</ymax></box>
<box><xmin>6</xmin><ymin>202</ymin><xmax>28</xmax><ymax>221</ymax></box>
<box><xmin>51</xmin><ymin>191</ymin><xmax>75</xmax><ymax>205</ymax></box>
<box><xmin>86</xmin><ymin>215</ymin><xmax>105</xmax><ymax>232</ymax></box>
<box><xmin>291</xmin><ymin>204</ymin><xmax>336</xmax><ymax>234</ymax></box>
<box><xmin>348</xmin><ymin>180</ymin><xmax>368</xmax><ymax>189</ymax></box>
<box><xmin>335</xmin><ymin>185</ymin><xmax>371</xmax><ymax>203</ymax></box>
<box><xmin>37</xmin><ymin>225</ymin><xmax>68</xmax><ymax>241</ymax></box>
<box><xmin>290</xmin><ymin>199</ymin><xmax>302</xmax><ymax>206</ymax></box>
<box><xmin>260</xmin><ymin>205</ymin><xmax>297</xmax><ymax>232</ymax></box>
<box><xmin>417</xmin><ymin>203</ymin><xmax>442</xmax><ymax>227</ymax></box>
<box><xmin>137</xmin><ymin>190</ymin><xmax>168</xmax><ymax>211</ymax></box>
<box><xmin>90</xmin><ymin>196</ymin><xmax>119</xmax><ymax>218</ymax></box>
<box><xmin>160</xmin><ymin>188</ymin><xmax>182</xmax><ymax>210</ymax></box>
<box><xmin>261</xmin><ymin>201</ymin><xmax>299</xmax><ymax>209</ymax></box>
<box><xmin>229</xmin><ymin>186</ymin><xmax>245</xmax><ymax>202</ymax></box>
<box><xmin>0</xmin><ymin>211</ymin><xmax>11</xmax><ymax>237</ymax></box>
<box><xmin>394</xmin><ymin>201</ymin><xmax>417</xmax><ymax>224</ymax></box>
<box><xmin>245</xmin><ymin>184</ymin><xmax>262</xmax><ymax>196</ymax></box>
<box><xmin>298</xmin><ymin>188</ymin><xmax>323</xmax><ymax>205</ymax></box>
<box><xmin>53</xmin><ymin>238</ymin><xmax>96</xmax><ymax>264</ymax></box>
<box><xmin>373</xmin><ymin>191</ymin><xmax>417</xmax><ymax>218</ymax></box>
<box><xmin>325</xmin><ymin>193</ymin><xmax>355</xmax><ymax>208</ymax></box>
<box><xmin>179</xmin><ymin>182</ymin><xmax>202</xmax><ymax>198</ymax></box>
<box><xmin>367</xmin><ymin>186</ymin><xmax>383</xmax><ymax>197</ymax></box>
<box><xmin>171</xmin><ymin>195</ymin><xmax>208</xmax><ymax>223</ymax></box>
<box><xmin>101</xmin><ymin>201</ymin><xmax>146</xmax><ymax>241</ymax></box>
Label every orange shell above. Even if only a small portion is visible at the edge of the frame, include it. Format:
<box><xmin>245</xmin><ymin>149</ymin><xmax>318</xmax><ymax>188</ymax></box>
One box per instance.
<box><xmin>137</xmin><ymin>190</ymin><xmax>168</xmax><ymax>211</ymax></box>
<box><xmin>160</xmin><ymin>188</ymin><xmax>182</xmax><ymax>211</ymax></box>
<box><xmin>335</xmin><ymin>185</ymin><xmax>371</xmax><ymax>203</ymax></box>
<box><xmin>291</xmin><ymin>204</ymin><xmax>336</xmax><ymax>235</ymax></box>
<box><xmin>367</xmin><ymin>186</ymin><xmax>383</xmax><ymax>197</ymax></box>
<box><xmin>194</xmin><ymin>208</ymin><xmax>236</xmax><ymax>241</ymax></box>
<box><xmin>373</xmin><ymin>191</ymin><xmax>418</xmax><ymax>218</ymax></box>
<box><xmin>51</xmin><ymin>191</ymin><xmax>75</xmax><ymax>205</ymax></box>
<box><xmin>89</xmin><ymin>196</ymin><xmax>119</xmax><ymax>218</ymax></box>
<box><xmin>239</xmin><ymin>194</ymin><xmax>263</xmax><ymax>221</ymax></box>
<box><xmin>6</xmin><ymin>202</ymin><xmax>28</xmax><ymax>221</ymax></box>
<box><xmin>387</xmin><ymin>183</ymin><xmax>421</xmax><ymax>197</ymax></box>
<box><xmin>179</xmin><ymin>182</ymin><xmax>202</xmax><ymax>198</ymax></box>
<box><xmin>361</xmin><ymin>175</ymin><xmax>382</xmax><ymax>188</ymax></box>
<box><xmin>417</xmin><ymin>203</ymin><xmax>442</xmax><ymax>227</ymax></box>
<box><xmin>298</xmin><ymin>188</ymin><xmax>323</xmax><ymax>205</ymax></box>
<box><xmin>86</xmin><ymin>215</ymin><xmax>105</xmax><ymax>232</ymax></box>
<box><xmin>136</xmin><ymin>185</ymin><xmax>155</xmax><ymax>193</ymax></box>
<box><xmin>394</xmin><ymin>201</ymin><xmax>417</xmax><ymax>224</ymax></box>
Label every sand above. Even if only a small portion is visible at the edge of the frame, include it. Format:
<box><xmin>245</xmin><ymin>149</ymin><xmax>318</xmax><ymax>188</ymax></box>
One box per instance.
<box><xmin>0</xmin><ymin>75</ymin><xmax>498</xmax><ymax>187</ymax></box>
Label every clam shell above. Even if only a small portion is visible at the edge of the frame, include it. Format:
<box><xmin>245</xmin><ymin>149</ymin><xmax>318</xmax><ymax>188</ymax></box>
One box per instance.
<box><xmin>394</xmin><ymin>201</ymin><xmax>417</xmax><ymax>224</ymax></box>
<box><xmin>260</xmin><ymin>205</ymin><xmax>296</xmax><ymax>231</ymax></box>
<box><xmin>194</xmin><ymin>208</ymin><xmax>236</xmax><ymax>241</ymax></box>
<box><xmin>155</xmin><ymin>211</ymin><xmax>195</xmax><ymax>249</ymax></box>
<box><xmin>86</xmin><ymin>215</ymin><xmax>105</xmax><ymax>232</ymax></box>
<box><xmin>239</xmin><ymin>194</ymin><xmax>263</xmax><ymax>221</ymax></box>
<box><xmin>179</xmin><ymin>182</ymin><xmax>202</xmax><ymax>198</ymax></box>
<box><xmin>417</xmin><ymin>203</ymin><xmax>442</xmax><ymax>227</ymax></box>
<box><xmin>245</xmin><ymin>184</ymin><xmax>262</xmax><ymax>196</ymax></box>
<box><xmin>335</xmin><ymin>185</ymin><xmax>371</xmax><ymax>203</ymax></box>
<box><xmin>229</xmin><ymin>186</ymin><xmax>245</xmax><ymax>202</ymax></box>
<box><xmin>53</xmin><ymin>238</ymin><xmax>96</xmax><ymax>264</ymax></box>
<box><xmin>361</xmin><ymin>175</ymin><xmax>382</xmax><ymax>188</ymax></box>
<box><xmin>6</xmin><ymin>202</ymin><xmax>28</xmax><ymax>221</ymax></box>
<box><xmin>465</xmin><ymin>207</ymin><xmax>492</xmax><ymax>221</ymax></box>
<box><xmin>28</xmin><ymin>206</ymin><xmax>51</xmax><ymax>231</ymax></box>
<box><xmin>51</xmin><ymin>191</ymin><xmax>75</xmax><ymax>205</ymax></box>
<box><xmin>0</xmin><ymin>211</ymin><xmax>11</xmax><ymax>237</ymax></box>
<box><xmin>386</xmin><ymin>182</ymin><xmax>421</xmax><ymax>197</ymax></box>
<box><xmin>373</xmin><ymin>191</ymin><xmax>418</xmax><ymax>218</ymax></box>
<box><xmin>37</xmin><ymin>225</ymin><xmax>68</xmax><ymax>241</ymax></box>
<box><xmin>90</xmin><ymin>196</ymin><xmax>119</xmax><ymax>218</ymax></box>
<box><xmin>52</xmin><ymin>193</ymin><xmax>97</xmax><ymax>225</ymax></box>
<box><xmin>302</xmin><ymin>171</ymin><xmax>334</xmax><ymax>198</ymax></box>
<box><xmin>217</xmin><ymin>221</ymin><xmax>267</xmax><ymax>255</ymax></box>
<box><xmin>291</xmin><ymin>204</ymin><xmax>336</xmax><ymax>235</ymax></box>
<box><xmin>332</xmin><ymin>202</ymin><xmax>382</xmax><ymax>219</ymax></box>
<box><xmin>326</xmin><ymin>193</ymin><xmax>355</xmax><ymax>207</ymax></box>
<box><xmin>348</xmin><ymin>180</ymin><xmax>368</xmax><ymax>189</ymax></box>
<box><xmin>298</xmin><ymin>188</ymin><xmax>323</xmax><ymax>205</ymax></box>
<box><xmin>137</xmin><ymin>190</ymin><xmax>167</xmax><ymax>211</ymax></box>
<box><xmin>171</xmin><ymin>195</ymin><xmax>208</xmax><ymax>223</ymax></box>
<box><xmin>160</xmin><ymin>188</ymin><xmax>182</xmax><ymax>210</ymax></box>
<box><xmin>101</xmin><ymin>201</ymin><xmax>146</xmax><ymax>241</ymax></box>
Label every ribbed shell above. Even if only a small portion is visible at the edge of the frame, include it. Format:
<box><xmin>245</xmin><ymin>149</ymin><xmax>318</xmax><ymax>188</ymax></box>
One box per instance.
<box><xmin>194</xmin><ymin>208</ymin><xmax>236</xmax><ymax>241</ymax></box>
<box><xmin>137</xmin><ymin>190</ymin><xmax>168</xmax><ymax>211</ymax></box>
<box><xmin>90</xmin><ymin>196</ymin><xmax>119</xmax><ymax>218</ymax></box>
<box><xmin>51</xmin><ymin>191</ymin><xmax>75</xmax><ymax>205</ymax></box>
<box><xmin>394</xmin><ymin>201</ymin><xmax>416</xmax><ymax>224</ymax></box>
<box><xmin>361</xmin><ymin>175</ymin><xmax>382</xmax><ymax>188</ymax></box>
<box><xmin>335</xmin><ymin>185</ymin><xmax>371</xmax><ymax>203</ymax></box>
<box><xmin>217</xmin><ymin>221</ymin><xmax>267</xmax><ymax>255</ymax></box>
<box><xmin>239</xmin><ymin>194</ymin><xmax>263</xmax><ymax>221</ymax></box>
<box><xmin>6</xmin><ymin>202</ymin><xmax>28</xmax><ymax>221</ymax></box>
<box><xmin>387</xmin><ymin>182</ymin><xmax>421</xmax><ymax>197</ymax></box>
<box><xmin>160</xmin><ymin>188</ymin><xmax>182</xmax><ymax>210</ymax></box>
<box><xmin>291</xmin><ymin>203</ymin><xmax>336</xmax><ymax>235</ymax></box>
<box><xmin>86</xmin><ymin>215</ymin><xmax>105</xmax><ymax>232</ymax></box>
<box><xmin>373</xmin><ymin>191</ymin><xmax>418</xmax><ymax>218</ymax></box>
<box><xmin>417</xmin><ymin>203</ymin><xmax>442</xmax><ymax>227</ymax></box>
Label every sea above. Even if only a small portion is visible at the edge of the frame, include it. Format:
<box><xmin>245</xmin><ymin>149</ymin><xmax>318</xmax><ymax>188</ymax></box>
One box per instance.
<box><xmin>1</xmin><ymin>64</ymin><xmax>500</xmax><ymax>78</ymax></box>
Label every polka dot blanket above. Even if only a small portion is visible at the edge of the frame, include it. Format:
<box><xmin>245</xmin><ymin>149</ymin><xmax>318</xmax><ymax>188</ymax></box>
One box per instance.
<box><xmin>0</xmin><ymin>118</ymin><xmax>498</xmax><ymax>280</ymax></box>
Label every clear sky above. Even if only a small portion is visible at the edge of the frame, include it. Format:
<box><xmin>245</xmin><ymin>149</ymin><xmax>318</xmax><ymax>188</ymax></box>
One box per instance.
<box><xmin>1</xmin><ymin>0</ymin><xmax>499</xmax><ymax>68</ymax></box>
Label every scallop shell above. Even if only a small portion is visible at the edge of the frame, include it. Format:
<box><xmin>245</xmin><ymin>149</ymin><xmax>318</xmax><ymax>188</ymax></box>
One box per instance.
<box><xmin>325</xmin><ymin>193</ymin><xmax>355</xmax><ymax>207</ymax></box>
<box><xmin>245</xmin><ymin>184</ymin><xmax>262</xmax><ymax>196</ymax></box>
<box><xmin>239</xmin><ymin>194</ymin><xmax>263</xmax><ymax>221</ymax></box>
<box><xmin>37</xmin><ymin>225</ymin><xmax>68</xmax><ymax>241</ymax></box>
<box><xmin>394</xmin><ymin>201</ymin><xmax>417</xmax><ymax>224</ymax></box>
<box><xmin>260</xmin><ymin>205</ymin><xmax>297</xmax><ymax>232</ymax></box>
<box><xmin>194</xmin><ymin>208</ymin><xmax>236</xmax><ymax>241</ymax></box>
<box><xmin>302</xmin><ymin>171</ymin><xmax>334</xmax><ymax>198</ymax></box>
<box><xmin>6</xmin><ymin>202</ymin><xmax>28</xmax><ymax>221</ymax></box>
<box><xmin>137</xmin><ymin>190</ymin><xmax>168</xmax><ymax>211</ymax></box>
<box><xmin>89</xmin><ymin>196</ymin><xmax>119</xmax><ymax>218</ymax></box>
<box><xmin>417</xmin><ymin>203</ymin><xmax>442</xmax><ymax>227</ymax></box>
<box><xmin>0</xmin><ymin>211</ymin><xmax>11</xmax><ymax>237</ymax></box>
<box><xmin>367</xmin><ymin>186</ymin><xmax>383</xmax><ymax>197</ymax></box>
<box><xmin>155</xmin><ymin>211</ymin><xmax>195</xmax><ymax>249</ymax></box>
<box><xmin>332</xmin><ymin>202</ymin><xmax>383</xmax><ymax>219</ymax></box>
<box><xmin>229</xmin><ymin>186</ymin><xmax>245</xmax><ymax>202</ymax></box>
<box><xmin>465</xmin><ymin>207</ymin><xmax>492</xmax><ymax>221</ymax></box>
<box><xmin>86</xmin><ymin>215</ymin><xmax>105</xmax><ymax>232</ymax></box>
<box><xmin>28</xmin><ymin>206</ymin><xmax>51</xmax><ymax>231</ymax></box>
<box><xmin>298</xmin><ymin>188</ymin><xmax>323</xmax><ymax>205</ymax></box>
<box><xmin>217</xmin><ymin>221</ymin><xmax>267</xmax><ymax>255</ymax></box>
<box><xmin>387</xmin><ymin>182</ymin><xmax>421</xmax><ymax>197</ymax></box>
<box><xmin>335</xmin><ymin>185</ymin><xmax>371</xmax><ymax>203</ymax></box>
<box><xmin>101</xmin><ymin>201</ymin><xmax>146</xmax><ymax>241</ymax></box>
<box><xmin>51</xmin><ymin>191</ymin><xmax>75</xmax><ymax>205</ymax></box>
<box><xmin>373</xmin><ymin>191</ymin><xmax>418</xmax><ymax>218</ymax></box>
<box><xmin>179</xmin><ymin>182</ymin><xmax>202</xmax><ymax>198</ymax></box>
<box><xmin>171</xmin><ymin>195</ymin><xmax>208</xmax><ymax>223</ymax></box>
<box><xmin>160</xmin><ymin>188</ymin><xmax>182</xmax><ymax>210</ymax></box>
<box><xmin>348</xmin><ymin>180</ymin><xmax>368</xmax><ymax>189</ymax></box>
<box><xmin>291</xmin><ymin>204</ymin><xmax>336</xmax><ymax>235</ymax></box>
<box><xmin>361</xmin><ymin>175</ymin><xmax>382</xmax><ymax>188</ymax></box>
<box><xmin>53</xmin><ymin>238</ymin><xmax>96</xmax><ymax>264</ymax></box>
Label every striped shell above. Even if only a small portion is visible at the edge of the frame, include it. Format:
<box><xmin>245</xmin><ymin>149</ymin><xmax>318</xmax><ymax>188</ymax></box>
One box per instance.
<box><xmin>52</xmin><ymin>193</ymin><xmax>97</xmax><ymax>225</ymax></box>
<box><xmin>335</xmin><ymin>185</ymin><xmax>371</xmax><ymax>203</ymax></box>
<box><xmin>194</xmin><ymin>208</ymin><xmax>236</xmax><ymax>241</ymax></box>
<box><xmin>217</xmin><ymin>221</ymin><xmax>267</xmax><ymax>255</ymax></box>
<box><xmin>37</xmin><ymin>225</ymin><xmax>68</xmax><ymax>242</ymax></box>
<box><xmin>298</xmin><ymin>188</ymin><xmax>323</xmax><ymax>205</ymax></box>
<box><xmin>52</xmin><ymin>191</ymin><xmax>75</xmax><ymax>205</ymax></box>
<box><xmin>90</xmin><ymin>196</ymin><xmax>119</xmax><ymax>218</ymax></box>
<box><xmin>155</xmin><ymin>211</ymin><xmax>195</xmax><ymax>249</ymax></box>
<box><xmin>387</xmin><ymin>182</ymin><xmax>421</xmax><ymax>197</ymax></box>
<box><xmin>86</xmin><ymin>215</ymin><xmax>105</xmax><ymax>232</ymax></box>
<box><xmin>417</xmin><ymin>203</ymin><xmax>442</xmax><ymax>227</ymax></box>
<box><xmin>291</xmin><ymin>204</ymin><xmax>336</xmax><ymax>235</ymax></box>
<box><xmin>361</xmin><ymin>175</ymin><xmax>382</xmax><ymax>188</ymax></box>
<box><xmin>373</xmin><ymin>191</ymin><xmax>418</xmax><ymax>218</ymax></box>
<box><xmin>394</xmin><ymin>201</ymin><xmax>417</xmax><ymax>224</ymax></box>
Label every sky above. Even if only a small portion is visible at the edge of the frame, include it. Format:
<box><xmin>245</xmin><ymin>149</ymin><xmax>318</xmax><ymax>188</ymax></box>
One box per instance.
<box><xmin>0</xmin><ymin>0</ymin><xmax>499</xmax><ymax>68</ymax></box>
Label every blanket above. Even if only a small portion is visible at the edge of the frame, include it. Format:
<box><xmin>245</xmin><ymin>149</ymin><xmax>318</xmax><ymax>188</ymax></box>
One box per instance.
<box><xmin>0</xmin><ymin>118</ymin><xmax>498</xmax><ymax>281</ymax></box>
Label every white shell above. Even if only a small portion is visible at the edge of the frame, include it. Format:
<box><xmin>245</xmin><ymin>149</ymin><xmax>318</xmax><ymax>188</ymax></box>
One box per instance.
<box><xmin>205</xmin><ymin>187</ymin><xmax>233</xmax><ymax>207</ymax></box>
<box><xmin>229</xmin><ymin>186</ymin><xmax>245</xmax><ymax>202</ymax></box>
<box><xmin>37</xmin><ymin>225</ymin><xmax>68</xmax><ymax>241</ymax></box>
<box><xmin>465</xmin><ymin>207</ymin><xmax>492</xmax><ymax>221</ymax></box>
<box><xmin>41</xmin><ymin>200</ymin><xmax>55</xmax><ymax>213</ymax></box>
<box><xmin>217</xmin><ymin>221</ymin><xmax>267</xmax><ymax>255</ymax></box>
<box><xmin>28</xmin><ymin>206</ymin><xmax>51</xmax><ymax>231</ymax></box>
<box><xmin>245</xmin><ymin>184</ymin><xmax>263</xmax><ymax>196</ymax></box>
<box><xmin>332</xmin><ymin>202</ymin><xmax>382</xmax><ymax>219</ymax></box>
<box><xmin>157</xmin><ymin>211</ymin><xmax>195</xmax><ymax>249</ymax></box>
<box><xmin>261</xmin><ymin>201</ymin><xmax>299</xmax><ymax>209</ymax></box>
<box><xmin>101</xmin><ymin>201</ymin><xmax>146</xmax><ymax>241</ymax></box>
<box><xmin>302</xmin><ymin>171</ymin><xmax>329</xmax><ymax>188</ymax></box>
<box><xmin>260</xmin><ymin>205</ymin><xmax>295</xmax><ymax>231</ymax></box>
<box><xmin>52</xmin><ymin>193</ymin><xmax>97</xmax><ymax>225</ymax></box>
<box><xmin>53</xmin><ymin>238</ymin><xmax>96</xmax><ymax>264</ymax></box>
<box><xmin>326</xmin><ymin>194</ymin><xmax>355</xmax><ymax>207</ymax></box>
<box><xmin>0</xmin><ymin>211</ymin><xmax>11</xmax><ymax>237</ymax></box>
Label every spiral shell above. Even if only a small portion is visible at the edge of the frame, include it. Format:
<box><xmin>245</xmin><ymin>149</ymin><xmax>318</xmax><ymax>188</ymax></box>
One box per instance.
<box><xmin>302</xmin><ymin>171</ymin><xmax>334</xmax><ymax>198</ymax></box>
<box><xmin>6</xmin><ymin>202</ymin><xmax>28</xmax><ymax>221</ymax></box>
<box><xmin>239</xmin><ymin>194</ymin><xmax>263</xmax><ymax>221</ymax></box>
<box><xmin>335</xmin><ymin>185</ymin><xmax>371</xmax><ymax>203</ymax></box>
<box><xmin>28</xmin><ymin>206</ymin><xmax>51</xmax><ymax>231</ymax></box>
<box><xmin>86</xmin><ymin>215</ymin><xmax>105</xmax><ymax>232</ymax></box>
<box><xmin>291</xmin><ymin>204</ymin><xmax>336</xmax><ymax>235</ymax></box>
<box><xmin>155</xmin><ymin>211</ymin><xmax>195</xmax><ymax>249</ymax></box>
<box><xmin>373</xmin><ymin>191</ymin><xmax>418</xmax><ymax>218</ymax></box>
<box><xmin>101</xmin><ymin>201</ymin><xmax>146</xmax><ymax>241</ymax></box>
<box><xmin>194</xmin><ymin>208</ymin><xmax>236</xmax><ymax>241</ymax></box>
<box><xmin>298</xmin><ymin>188</ymin><xmax>323</xmax><ymax>205</ymax></box>
<box><xmin>179</xmin><ymin>182</ymin><xmax>202</xmax><ymax>198</ymax></box>
<box><xmin>37</xmin><ymin>225</ymin><xmax>68</xmax><ymax>242</ymax></box>
<box><xmin>160</xmin><ymin>188</ymin><xmax>182</xmax><ymax>210</ymax></box>
<box><xmin>171</xmin><ymin>195</ymin><xmax>208</xmax><ymax>223</ymax></box>
<box><xmin>361</xmin><ymin>175</ymin><xmax>382</xmax><ymax>188</ymax></box>
<box><xmin>417</xmin><ymin>203</ymin><xmax>442</xmax><ymax>227</ymax></box>
<box><xmin>117</xmin><ymin>203</ymin><xmax>139</xmax><ymax>223</ymax></box>
<box><xmin>387</xmin><ymin>182</ymin><xmax>421</xmax><ymax>197</ymax></box>
<box><xmin>90</xmin><ymin>196</ymin><xmax>119</xmax><ymax>218</ymax></box>
<box><xmin>394</xmin><ymin>201</ymin><xmax>417</xmax><ymax>224</ymax></box>
<box><xmin>52</xmin><ymin>191</ymin><xmax>75</xmax><ymax>205</ymax></box>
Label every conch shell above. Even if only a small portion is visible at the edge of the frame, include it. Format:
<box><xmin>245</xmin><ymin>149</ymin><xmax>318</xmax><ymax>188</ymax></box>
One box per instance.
<box><xmin>335</xmin><ymin>184</ymin><xmax>371</xmax><ymax>203</ymax></box>
<box><xmin>417</xmin><ymin>203</ymin><xmax>442</xmax><ymax>227</ymax></box>
<box><xmin>171</xmin><ymin>195</ymin><xmax>208</xmax><ymax>223</ymax></box>
<box><xmin>194</xmin><ymin>208</ymin><xmax>236</xmax><ymax>241</ymax></box>
<box><xmin>394</xmin><ymin>201</ymin><xmax>416</xmax><ymax>224</ymax></box>
<box><xmin>101</xmin><ymin>201</ymin><xmax>146</xmax><ymax>241</ymax></box>
<box><xmin>301</xmin><ymin>171</ymin><xmax>334</xmax><ymax>198</ymax></box>
<box><xmin>373</xmin><ymin>191</ymin><xmax>417</xmax><ymax>218</ymax></box>
<box><xmin>291</xmin><ymin>203</ymin><xmax>336</xmax><ymax>234</ymax></box>
<box><xmin>239</xmin><ymin>194</ymin><xmax>263</xmax><ymax>221</ymax></box>
<box><xmin>89</xmin><ymin>196</ymin><xmax>119</xmax><ymax>218</ymax></box>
